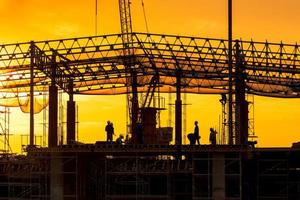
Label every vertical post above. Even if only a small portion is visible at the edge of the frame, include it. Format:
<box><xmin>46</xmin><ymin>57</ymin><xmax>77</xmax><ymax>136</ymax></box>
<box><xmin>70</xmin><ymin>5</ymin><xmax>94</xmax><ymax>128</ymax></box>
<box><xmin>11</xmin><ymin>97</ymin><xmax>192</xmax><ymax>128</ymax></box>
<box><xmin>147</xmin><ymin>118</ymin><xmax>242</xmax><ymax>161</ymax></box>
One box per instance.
<box><xmin>183</xmin><ymin>92</ymin><xmax>187</xmax><ymax>144</ymax></box>
<box><xmin>228</xmin><ymin>0</ymin><xmax>234</xmax><ymax>145</ymax></box>
<box><xmin>4</xmin><ymin>107</ymin><xmax>7</xmax><ymax>151</ymax></box>
<box><xmin>30</xmin><ymin>41</ymin><xmax>35</xmax><ymax>146</ymax></box>
<box><xmin>131</xmin><ymin>71</ymin><xmax>139</xmax><ymax>144</ymax></box>
<box><xmin>67</xmin><ymin>80</ymin><xmax>76</xmax><ymax>144</ymax></box>
<box><xmin>175</xmin><ymin>69</ymin><xmax>182</xmax><ymax>145</ymax></box>
<box><xmin>50</xmin><ymin>154</ymin><xmax>63</xmax><ymax>200</ymax></box>
<box><xmin>234</xmin><ymin>41</ymin><xmax>249</xmax><ymax>145</ymax></box>
<box><xmin>48</xmin><ymin>51</ymin><xmax>58</xmax><ymax>147</ymax></box>
<box><xmin>7</xmin><ymin>108</ymin><xmax>10</xmax><ymax>152</ymax></box>
<box><xmin>212</xmin><ymin>153</ymin><xmax>225</xmax><ymax>200</ymax></box>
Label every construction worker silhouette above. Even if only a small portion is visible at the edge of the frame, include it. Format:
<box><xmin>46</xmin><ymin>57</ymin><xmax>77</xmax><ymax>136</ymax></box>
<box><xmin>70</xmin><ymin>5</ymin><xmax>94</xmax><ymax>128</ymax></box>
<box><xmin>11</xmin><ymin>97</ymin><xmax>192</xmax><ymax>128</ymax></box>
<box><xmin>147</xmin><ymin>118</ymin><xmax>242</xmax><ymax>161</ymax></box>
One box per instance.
<box><xmin>105</xmin><ymin>121</ymin><xmax>114</xmax><ymax>143</ymax></box>
<box><xmin>194</xmin><ymin>121</ymin><xmax>200</xmax><ymax>145</ymax></box>
<box><xmin>209</xmin><ymin>128</ymin><xmax>217</xmax><ymax>145</ymax></box>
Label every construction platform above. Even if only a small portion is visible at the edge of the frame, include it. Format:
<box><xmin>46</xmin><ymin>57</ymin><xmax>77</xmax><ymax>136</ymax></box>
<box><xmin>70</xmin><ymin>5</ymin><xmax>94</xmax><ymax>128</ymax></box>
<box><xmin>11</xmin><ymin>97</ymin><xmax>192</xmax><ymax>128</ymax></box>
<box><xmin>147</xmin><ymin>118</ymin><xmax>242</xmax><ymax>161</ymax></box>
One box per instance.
<box><xmin>0</xmin><ymin>144</ymin><xmax>299</xmax><ymax>200</ymax></box>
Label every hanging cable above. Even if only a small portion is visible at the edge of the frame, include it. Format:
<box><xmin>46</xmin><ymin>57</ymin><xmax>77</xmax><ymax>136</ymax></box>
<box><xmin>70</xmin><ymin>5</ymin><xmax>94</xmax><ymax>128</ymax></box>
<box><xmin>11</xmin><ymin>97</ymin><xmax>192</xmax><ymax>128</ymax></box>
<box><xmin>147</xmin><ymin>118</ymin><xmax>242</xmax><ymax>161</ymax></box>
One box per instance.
<box><xmin>141</xmin><ymin>0</ymin><xmax>149</xmax><ymax>33</ymax></box>
<box><xmin>95</xmin><ymin>0</ymin><xmax>98</xmax><ymax>35</ymax></box>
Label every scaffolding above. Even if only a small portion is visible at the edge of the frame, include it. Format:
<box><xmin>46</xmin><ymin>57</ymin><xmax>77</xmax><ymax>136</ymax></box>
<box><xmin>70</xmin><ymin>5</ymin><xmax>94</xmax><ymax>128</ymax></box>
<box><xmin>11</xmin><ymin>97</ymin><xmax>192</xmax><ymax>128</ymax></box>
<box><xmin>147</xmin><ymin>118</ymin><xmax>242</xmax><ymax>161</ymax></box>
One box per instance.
<box><xmin>219</xmin><ymin>94</ymin><xmax>227</xmax><ymax>145</ymax></box>
<box><xmin>0</xmin><ymin>152</ymin><xmax>78</xmax><ymax>200</ymax></box>
<box><xmin>0</xmin><ymin>145</ymin><xmax>299</xmax><ymax>199</ymax></box>
<box><xmin>247</xmin><ymin>94</ymin><xmax>257</xmax><ymax>143</ymax></box>
<box><xmin>0</xmin><ymin>107</ymin><xmax>10</xmax><ymax>153</ymax></box>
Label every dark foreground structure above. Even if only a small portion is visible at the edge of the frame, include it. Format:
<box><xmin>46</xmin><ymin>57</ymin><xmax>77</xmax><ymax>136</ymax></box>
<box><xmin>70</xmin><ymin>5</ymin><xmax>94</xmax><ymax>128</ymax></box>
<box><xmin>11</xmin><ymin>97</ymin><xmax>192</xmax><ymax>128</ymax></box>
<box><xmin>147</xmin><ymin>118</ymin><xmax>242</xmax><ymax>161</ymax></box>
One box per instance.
<box><xmin>0</xmin><ymin>144</ymin><xmax>299</xmax><ymax>200</ymax></box>
<box><xmin>1</xmin><ymin>2</ymin><xmax>300</xmax><ymax>199</ymax></box>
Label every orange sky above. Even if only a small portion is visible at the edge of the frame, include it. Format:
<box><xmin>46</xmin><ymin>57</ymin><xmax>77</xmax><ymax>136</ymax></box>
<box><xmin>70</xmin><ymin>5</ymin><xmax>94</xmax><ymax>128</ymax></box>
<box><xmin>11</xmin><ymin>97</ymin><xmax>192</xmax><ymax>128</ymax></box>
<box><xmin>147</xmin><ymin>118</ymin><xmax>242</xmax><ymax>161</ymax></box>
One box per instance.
<box><xmin>1</xmin><ymin>0</ymin><xmax>300</xmax><ymax>152</ymax></box>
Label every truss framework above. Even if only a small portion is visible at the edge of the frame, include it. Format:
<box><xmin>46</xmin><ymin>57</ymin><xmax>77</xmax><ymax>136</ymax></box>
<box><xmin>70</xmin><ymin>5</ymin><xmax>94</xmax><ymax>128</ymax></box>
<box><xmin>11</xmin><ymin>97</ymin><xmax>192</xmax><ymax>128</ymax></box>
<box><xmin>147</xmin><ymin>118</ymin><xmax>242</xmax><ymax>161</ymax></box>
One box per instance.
<box><xmin>0</xmin><ymin>33</ymin><xmax>300</xmax><ymax>99</ymax></box>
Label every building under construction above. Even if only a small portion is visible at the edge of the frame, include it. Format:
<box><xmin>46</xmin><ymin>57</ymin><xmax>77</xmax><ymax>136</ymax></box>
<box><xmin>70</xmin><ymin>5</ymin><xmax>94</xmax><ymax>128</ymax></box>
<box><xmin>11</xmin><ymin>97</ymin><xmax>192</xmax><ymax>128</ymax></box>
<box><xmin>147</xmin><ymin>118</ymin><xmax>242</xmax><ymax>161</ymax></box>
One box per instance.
<box><xmin>0</xmin><ymin>0</ymin><xmax>300</xmax><ymax>199</ymax></box>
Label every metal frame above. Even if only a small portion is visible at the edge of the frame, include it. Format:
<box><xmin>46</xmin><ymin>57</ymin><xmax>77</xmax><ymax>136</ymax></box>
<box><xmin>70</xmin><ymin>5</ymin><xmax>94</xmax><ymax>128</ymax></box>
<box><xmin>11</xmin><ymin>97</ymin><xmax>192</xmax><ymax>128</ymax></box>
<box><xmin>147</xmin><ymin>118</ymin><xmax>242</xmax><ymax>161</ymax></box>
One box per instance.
<box><xmin>1</xmin><ymin>33</ymin><xmax>300</xmax><ymax>98</ymax></box>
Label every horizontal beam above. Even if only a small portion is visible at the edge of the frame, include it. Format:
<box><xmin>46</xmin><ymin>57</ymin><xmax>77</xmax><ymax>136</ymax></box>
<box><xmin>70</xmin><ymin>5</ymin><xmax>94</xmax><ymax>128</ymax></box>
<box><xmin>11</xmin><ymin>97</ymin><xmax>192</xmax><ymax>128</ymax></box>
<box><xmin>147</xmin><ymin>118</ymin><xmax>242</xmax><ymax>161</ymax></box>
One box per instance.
<box><xmin>0</xmin><ymin>33</ymin><xmax>300</xmax><ymax>98</ymax></box>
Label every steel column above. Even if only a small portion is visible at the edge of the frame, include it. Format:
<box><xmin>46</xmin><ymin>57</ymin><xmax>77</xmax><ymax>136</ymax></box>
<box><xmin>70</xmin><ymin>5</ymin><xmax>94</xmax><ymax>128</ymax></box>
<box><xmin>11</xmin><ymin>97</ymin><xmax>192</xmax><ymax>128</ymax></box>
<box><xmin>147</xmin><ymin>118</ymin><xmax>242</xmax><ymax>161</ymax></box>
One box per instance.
<box><xmin>29</xmin><ymin>41</ymin><xmax>35</xmax><ymax>146</ymax></box>
<box><xmin>131</xmin><ymin>71</ymin><xmax>139</xmax><ymax>144</ymax></box>
<box><xmin>234</xmin><ymin>41</ymin><xmax>248</xmax><ymax>145</ymax></box>
<box><xmin>228</xmin><ymin>0</ymin><xmax>234</xmax><ymax>145</ymax></box>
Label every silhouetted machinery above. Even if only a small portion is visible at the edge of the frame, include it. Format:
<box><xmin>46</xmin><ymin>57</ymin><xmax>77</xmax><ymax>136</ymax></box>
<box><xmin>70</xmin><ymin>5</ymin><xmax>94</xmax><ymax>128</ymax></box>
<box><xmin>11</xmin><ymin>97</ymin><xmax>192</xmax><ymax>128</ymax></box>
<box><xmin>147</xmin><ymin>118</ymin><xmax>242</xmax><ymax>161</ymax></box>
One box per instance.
<box><xmin>140</xmin><ymin>107</ymin><xmax>172</xmax><ymax>145</ymax></box>
<box><xmin>118</xmin><ymin>0</ymin><xmax>174</xmax><ymax>145</ymax></box>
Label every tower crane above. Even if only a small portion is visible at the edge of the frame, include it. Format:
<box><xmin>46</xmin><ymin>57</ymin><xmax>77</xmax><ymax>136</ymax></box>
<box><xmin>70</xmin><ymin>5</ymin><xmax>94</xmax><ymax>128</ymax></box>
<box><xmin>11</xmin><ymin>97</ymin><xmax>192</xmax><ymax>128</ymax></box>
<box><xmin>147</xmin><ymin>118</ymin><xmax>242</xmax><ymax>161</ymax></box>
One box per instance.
<box><xmin>118</xmin><ymin>0</ymin><xmax>139</xmax><ymax>143</ymax></box>
<box><xmin>119</xmin><ymin>0</ymin><xmax>134</xmax><ymax>52</ymax></box>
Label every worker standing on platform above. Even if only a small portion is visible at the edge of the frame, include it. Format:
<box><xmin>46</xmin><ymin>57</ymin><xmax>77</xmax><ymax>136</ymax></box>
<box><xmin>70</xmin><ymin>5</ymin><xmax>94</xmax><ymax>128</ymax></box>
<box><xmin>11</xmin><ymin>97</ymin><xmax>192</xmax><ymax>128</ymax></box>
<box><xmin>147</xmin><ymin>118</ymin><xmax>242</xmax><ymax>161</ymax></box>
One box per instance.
<box><xmin>194</xmin><ymin>121</ymin><xmax>200</xmax><ymax>145</ymax></box>
<box><xmin>209</xmin><ymin>128</ymin><xmax>217</xmax><ymax>145</ymax></box>
<box><xmin>105</xmin><ymin>121</ymin><xmax>114</xmax><ymax>144</ymax></box>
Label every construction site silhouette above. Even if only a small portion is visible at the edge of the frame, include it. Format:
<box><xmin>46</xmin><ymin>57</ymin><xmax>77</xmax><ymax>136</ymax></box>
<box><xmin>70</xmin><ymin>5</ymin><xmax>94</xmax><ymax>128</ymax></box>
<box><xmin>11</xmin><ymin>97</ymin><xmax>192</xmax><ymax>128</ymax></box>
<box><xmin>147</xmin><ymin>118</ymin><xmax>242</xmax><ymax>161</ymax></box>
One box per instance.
<box><xmin>0</xmin><ymin>0</ymin><xmax>300</xmax><ymax>199</ymax></box>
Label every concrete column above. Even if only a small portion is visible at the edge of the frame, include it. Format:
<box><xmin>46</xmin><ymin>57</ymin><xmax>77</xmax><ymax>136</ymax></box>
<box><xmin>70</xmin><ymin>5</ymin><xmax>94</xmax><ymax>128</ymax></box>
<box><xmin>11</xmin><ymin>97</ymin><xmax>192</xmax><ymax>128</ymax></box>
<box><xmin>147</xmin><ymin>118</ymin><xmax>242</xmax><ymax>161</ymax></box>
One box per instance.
<box><xmin>50</xmin><ymin>154</ymin><xmax>63</xmax><ymax>200</ymax></box>
<box><xmin>212</xmin><ymin>153</ymin><xmax>225</xmax><ymax>200</ymax></box>
<box><xmin>48</xmin><ymin>84</ymin><xmax>58</xmax><ymax>147</ymax></box>
<box><xmin>48</xmin><ymin>52</ymin><xmax>58</xmax><ymax>147</ymax></box>
<box><xmin>67</xmin><ymin>100</ymin><xmax>76</xmax><ymax>144</ymax></box>
<box><xmin>175</xmin><ymin>70</ymin><xmax>182</xmax><ymax>145</ymax></box>
<box><xmin>67</xmin><ymin>81</ymin><xmax>76</xmax><ymax>144</ymax></box>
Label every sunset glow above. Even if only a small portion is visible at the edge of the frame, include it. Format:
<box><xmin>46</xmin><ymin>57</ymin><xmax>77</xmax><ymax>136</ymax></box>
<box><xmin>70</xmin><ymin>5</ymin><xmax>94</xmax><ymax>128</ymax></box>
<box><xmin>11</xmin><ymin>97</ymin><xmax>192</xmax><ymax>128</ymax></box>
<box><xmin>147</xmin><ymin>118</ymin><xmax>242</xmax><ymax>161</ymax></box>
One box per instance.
<box><xmin>1</xmin><ymin>0</ymin><xmax>300</xmax><ymax>152</ymax></box>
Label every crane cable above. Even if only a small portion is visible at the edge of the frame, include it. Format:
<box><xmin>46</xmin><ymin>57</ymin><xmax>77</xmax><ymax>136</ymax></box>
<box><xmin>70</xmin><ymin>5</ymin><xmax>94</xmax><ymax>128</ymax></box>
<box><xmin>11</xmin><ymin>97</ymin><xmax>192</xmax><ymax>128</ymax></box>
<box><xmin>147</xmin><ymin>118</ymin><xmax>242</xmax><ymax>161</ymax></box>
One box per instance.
<box><xmin>141</xmin><ymin>0</ymin><xmax>149</xmax><ymax>33</ymax></box>
<box><xmin>95</xmin><ymin>0</ymin><xmax>98</xmax><ymax>36</ymax></box>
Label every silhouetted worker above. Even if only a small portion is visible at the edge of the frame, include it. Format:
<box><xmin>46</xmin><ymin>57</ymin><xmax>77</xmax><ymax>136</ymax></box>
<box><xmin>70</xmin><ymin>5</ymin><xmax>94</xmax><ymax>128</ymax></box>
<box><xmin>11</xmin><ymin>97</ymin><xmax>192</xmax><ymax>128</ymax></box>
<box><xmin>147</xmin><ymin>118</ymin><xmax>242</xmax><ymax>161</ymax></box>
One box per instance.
<box><xmin>111</xmin><ymin>122</ymin><xmax>115</xmax><ymax>133</ymax></box>
<box><xmin>194</xmin><ymin>121</ymin><xmax>200</xmax><ymax>145</ymax></box>
<box><xmin>136</xmin><ymin>122</ymin><xmax>144</xmax><ymax>144</ymax></box>
<box><xmin>187</xmin><ymin>133</ymin><xmax>196</xmax><ymax>145</ymax></box>
<box><xmin>105</xmin><ymin>121</ymin><xmax>114</xmax><ymax>143</ymax></box>
<box><xmin>209</xmin><ymin>128</ymin><xmax>217</xmax><ymax>145</ymax></box>
<box><xmin>116</xmin><ymin>135</ymin><xmax>124</xmax><ymax>145</ymax></box>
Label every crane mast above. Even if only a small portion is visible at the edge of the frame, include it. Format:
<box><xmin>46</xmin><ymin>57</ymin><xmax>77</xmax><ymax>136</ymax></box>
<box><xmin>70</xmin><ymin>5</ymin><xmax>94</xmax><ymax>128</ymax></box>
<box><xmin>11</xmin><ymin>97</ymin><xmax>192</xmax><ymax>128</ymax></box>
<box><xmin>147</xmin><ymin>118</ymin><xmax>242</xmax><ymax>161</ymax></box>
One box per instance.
<box><xmin>118</xmin><ymin>0</ymin><xmax>138</xmax><ymax>143</ymax></box>
<box><xmin>119</xmin><ymin>0</ymin><xmax>133</xmax><ymax>50</ymax></box>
